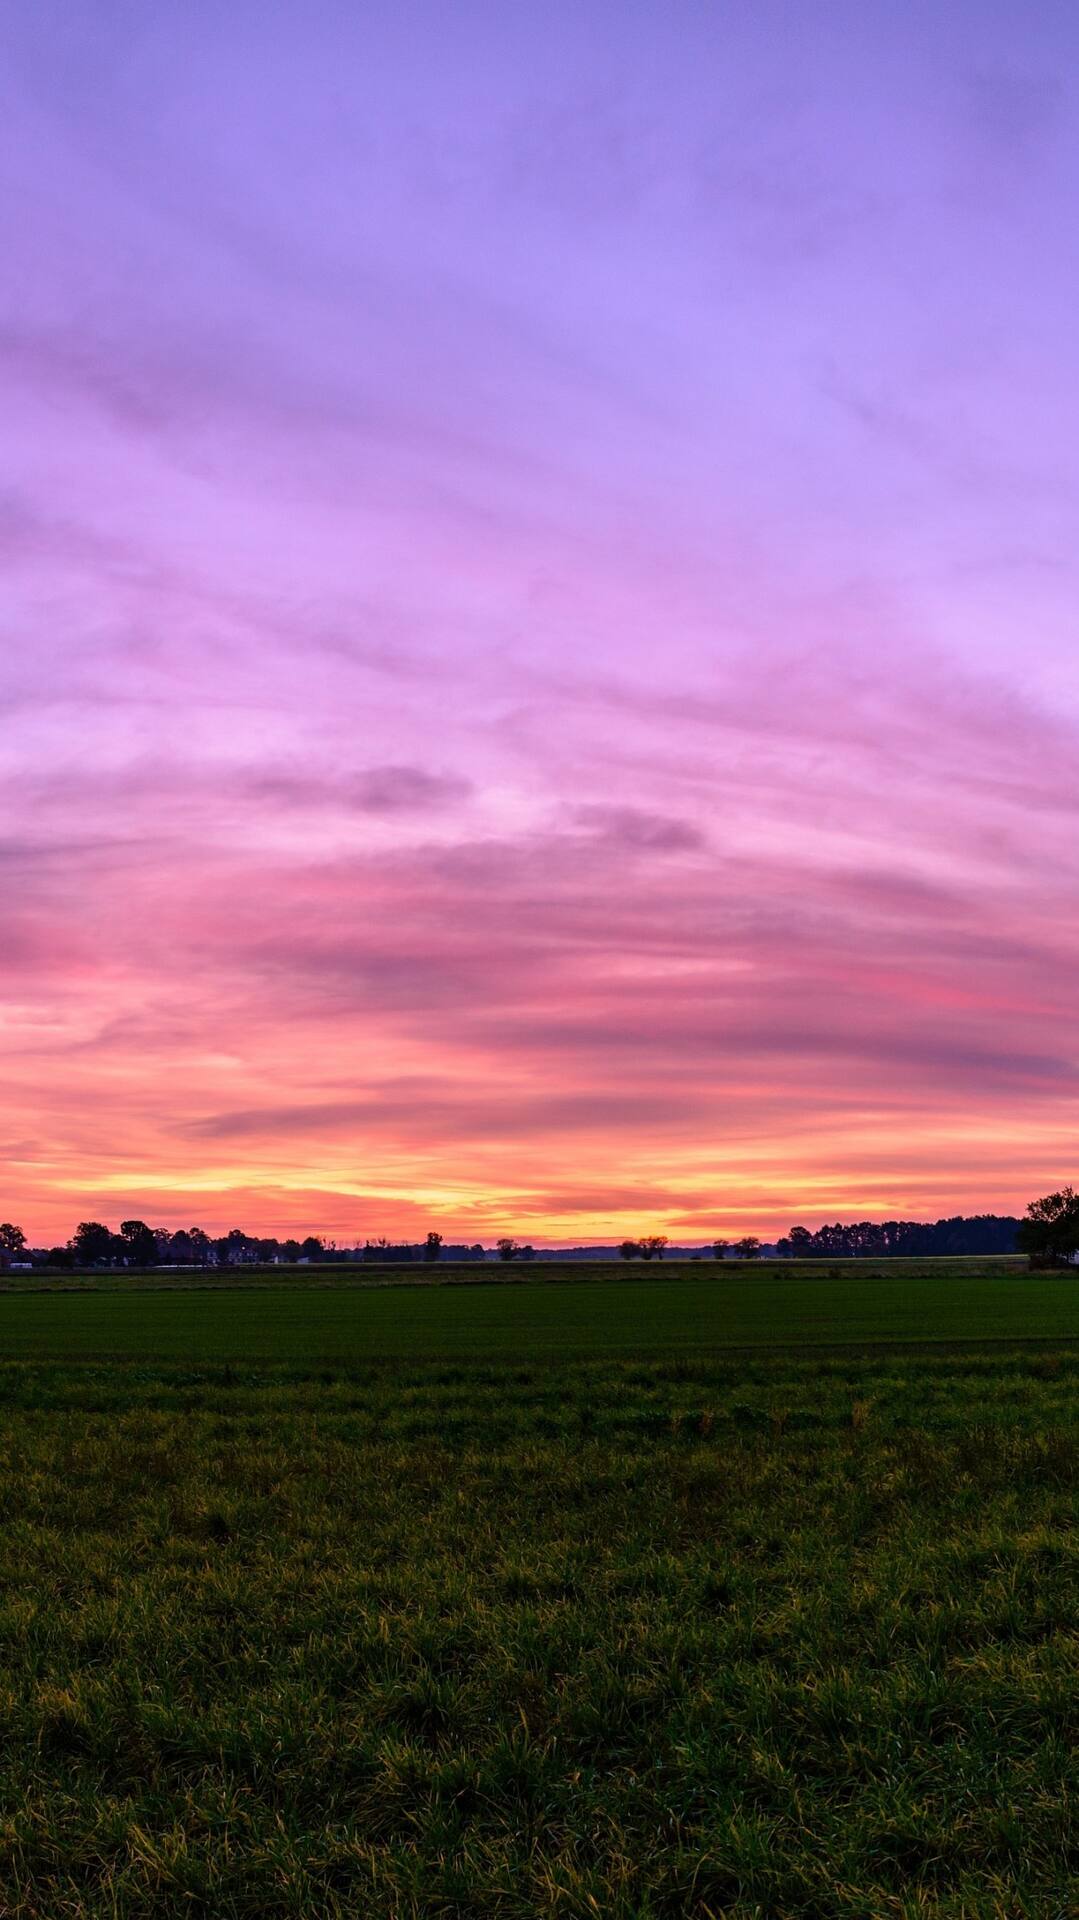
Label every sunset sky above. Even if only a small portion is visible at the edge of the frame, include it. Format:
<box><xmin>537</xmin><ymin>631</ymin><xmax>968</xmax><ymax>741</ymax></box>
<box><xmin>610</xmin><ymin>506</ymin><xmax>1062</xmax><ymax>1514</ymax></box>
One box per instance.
<box><xmin>4</xmin><ymin>2</ymin><xmax>1079</xmax><ymax>1246</ymax></box>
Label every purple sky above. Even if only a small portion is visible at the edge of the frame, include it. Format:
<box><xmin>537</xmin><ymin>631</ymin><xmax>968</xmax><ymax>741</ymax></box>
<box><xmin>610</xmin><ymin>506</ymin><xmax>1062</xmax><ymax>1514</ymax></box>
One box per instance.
<box><xmin>4</xmin><ymin>2</ymin><xmax>1079</xmax><ymax>1244</ymax></box>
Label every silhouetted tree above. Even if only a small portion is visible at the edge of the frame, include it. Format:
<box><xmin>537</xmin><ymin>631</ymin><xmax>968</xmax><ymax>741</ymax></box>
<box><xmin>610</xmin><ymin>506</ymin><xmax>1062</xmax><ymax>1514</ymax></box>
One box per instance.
<box><xmin>72</xmin><ymin>1222</ymin><xmax>112</xmax><ymax>1266</ymax></box>
<box><xmin>496</xmin><ymin>1237</ymin><xmax>519</xmax><ymax>1262</ymax></box>
<box><xmin>1017</xmin><ymin>1187</ymin><xmax>1079</xmax><ymax>1267</ymax></box>
<box><xmin>619</xmin><ymin>1240</ymin><xmax>641</xmax><ymax>1261</ymax></box>
<box><xmin>300</xmin><ymin>1236</ymin><xmax>324</xmax><ymax>1261</ymax></box>
<box><xmin>0</xmin><ymin>1224</ymin><xmax>26</xmax><ymax>1256</ymax></box>
<box><xmin>519</xmin><ymin>1244</ymin><xmax>536</xmax><ymax>1261</ymax></box>
<box><xmin>734</xmin><ymin>1236</ymin><xmax>761</xmax><ymax>1260</ymax></box>
<box><xmin>640</xmin><ymin>1234</ymin><xmax>668</xmax><ymax>1261</ymax></box>
<box><xmin>712</xmin><ymin>1239</ymin><xmax>729</xmax><ymax>1261</ymax></box>
<box><xmin>215</xmin><ymin>1229</ymin><xmax>252</xmax><ymax>1266</ymax></box>
<box><xmin>424</xmin><ymin>1232</ymin><xmax>443</xmax><ymax>1263</ymax></box>
<box><xmin>120</xmin><ymin>1220</ymin><xmax>158</xmax><ymax>1266</ymax></box>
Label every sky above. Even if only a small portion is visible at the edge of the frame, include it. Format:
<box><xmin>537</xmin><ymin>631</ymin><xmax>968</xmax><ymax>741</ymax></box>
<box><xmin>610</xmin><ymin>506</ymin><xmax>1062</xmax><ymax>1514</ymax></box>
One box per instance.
<box><xmin>3</xmin><ymin>1</ymin><xmax>1079</xmax><ymax>1247</ymax></box>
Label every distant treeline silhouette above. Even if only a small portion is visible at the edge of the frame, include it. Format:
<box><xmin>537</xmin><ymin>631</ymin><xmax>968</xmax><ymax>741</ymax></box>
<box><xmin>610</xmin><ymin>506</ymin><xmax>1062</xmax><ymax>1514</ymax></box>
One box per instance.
<box><xmin>0</xmin><ymin>1212</ymin><xmax>1024</xmax><ymax>1271</ymax></box>
<box><xmin>774</xmin><ymin>1215</ymin><xmax>1020</xmax><ymax>1259</ymax></box>
<box><xmin>0</xmin><ymin>1222</ymin><xmax>526</xmax><ymax>1270</ymax></box>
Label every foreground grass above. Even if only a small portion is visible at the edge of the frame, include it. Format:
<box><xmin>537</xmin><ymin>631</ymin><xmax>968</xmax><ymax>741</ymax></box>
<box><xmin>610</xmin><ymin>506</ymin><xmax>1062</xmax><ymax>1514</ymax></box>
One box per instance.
<box><xmin>0</xmin><ymin>1348</ymin><xmax>1076</xmax><ymax>1915</ymax></box>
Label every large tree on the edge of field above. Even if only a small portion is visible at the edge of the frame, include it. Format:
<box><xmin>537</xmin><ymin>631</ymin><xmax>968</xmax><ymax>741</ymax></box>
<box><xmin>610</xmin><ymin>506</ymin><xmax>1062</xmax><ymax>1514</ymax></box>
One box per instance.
<box><xmin>1016</xmin><ymin>1187</ymin><xmax>1079</xmax><ymax>1266</ymax></box>
<box><xmin>0</xmin><ymin>1224</ymin><xmax>25</xmax><ymax>1255</ymax></box>
<box><xmin>72</xmin><ymin>1221</ymin><xmax>113</xmax><ymax>1265</ymax></box>
<box><xmin>734</xmin><ymin>1236</ymin><xmax>762</xmax><ymax>1260</ymax></box>
<box><xmin>120</xmin><ymin>1220</ymin><xmax>158</xmax><ymax>1266</ymax></box>
<box><xmin>424</xmin><ymin>1232</ymin><xmax>443</xmax><ymax>1262</ymax></box>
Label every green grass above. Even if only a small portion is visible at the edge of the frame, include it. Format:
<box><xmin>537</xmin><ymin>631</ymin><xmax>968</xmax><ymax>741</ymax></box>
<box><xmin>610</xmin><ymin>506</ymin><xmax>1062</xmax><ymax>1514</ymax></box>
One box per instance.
<box><xmin>1</xmin><ymin>1268</ymin><xmax>1077</xmax><ymax>1914</ymax></box>
<box><xmin>0</xmin><ymin>1261</ymin><xmax>1074</xmax><ymax>1361</ymax></box>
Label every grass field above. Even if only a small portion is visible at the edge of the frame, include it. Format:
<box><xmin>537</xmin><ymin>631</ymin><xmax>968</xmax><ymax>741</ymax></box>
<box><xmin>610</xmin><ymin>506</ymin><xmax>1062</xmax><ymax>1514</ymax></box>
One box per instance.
<box><xmin>0</xmin><ymin>1266</ymin><xmax>1077</xmax><ymax>1915</ymax></box>
<box><xmin>0</xmin><ymin>1260</ymin><xmax>1072</xmax><ymax>1360</ymax></box>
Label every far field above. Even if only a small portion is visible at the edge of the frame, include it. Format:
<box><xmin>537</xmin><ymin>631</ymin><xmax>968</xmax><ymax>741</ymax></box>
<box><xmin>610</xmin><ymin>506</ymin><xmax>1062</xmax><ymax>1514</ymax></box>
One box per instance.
<box><xmin>0</xmin><ymin>1258</ymin><xmax>1072</xmax><ymax>1360</ymax></box>
<box><xmin>0</xmin><ymin>1262</ymin><xmax>1076</xmax><ymax>1916</ymax></box>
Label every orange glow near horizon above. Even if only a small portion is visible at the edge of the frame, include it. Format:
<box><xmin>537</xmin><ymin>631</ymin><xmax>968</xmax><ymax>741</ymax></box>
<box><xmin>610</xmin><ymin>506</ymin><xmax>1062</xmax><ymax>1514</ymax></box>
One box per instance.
<box><xmin>8</xmin><ymin>737</ymin><xmax>1079</xmax><ymax>1248</ymax></box>
<box><xmin>8</xmin><ymin>951</ymin><xmax>1075</xmax><ymax>1247</ymax></box>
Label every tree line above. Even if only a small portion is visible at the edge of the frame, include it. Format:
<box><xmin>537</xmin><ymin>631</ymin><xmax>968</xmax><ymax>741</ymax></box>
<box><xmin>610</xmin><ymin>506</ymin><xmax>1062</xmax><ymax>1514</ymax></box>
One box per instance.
<box><xmin>619</xmin><ymin>1235</ymin><xmax>765</xmax><ymax>1260</ymax></box>
<box><xmin>618</xmin><ymin>1216</ymin><xmax>1022</xmax><ymax>1261</ymax></box>
<box><xmin>0</xmin><ymin>1221</ymin><xmax>539</xmax><ymax>1270</ymax></box>
<box><xmin>772</xmin><ymin>1214</ymin><xmax>1021</xmax><ymax>1259</ymax></box>
<box><xmin>2</xmin><ymin>1200</ymin><xmax>1074</xmax><ymax>1271</ymax></box>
